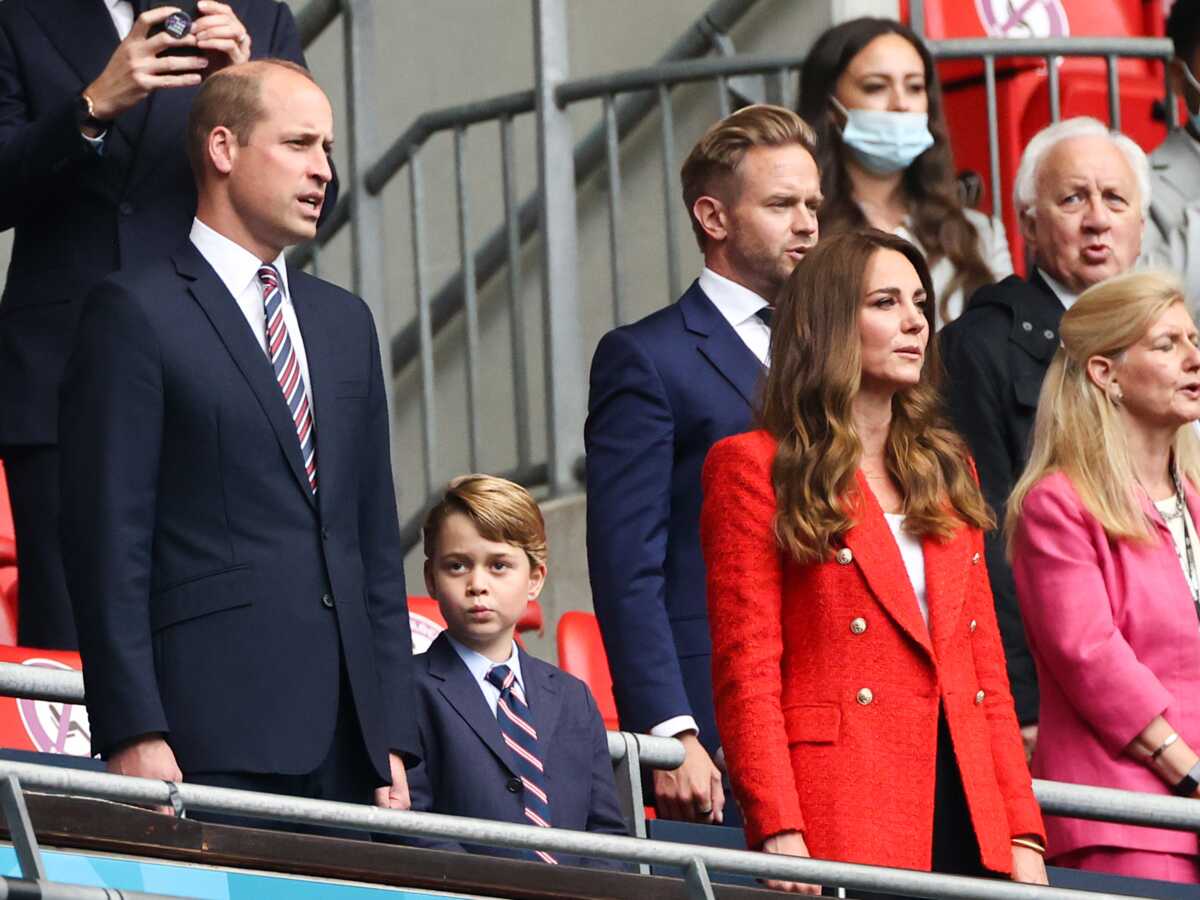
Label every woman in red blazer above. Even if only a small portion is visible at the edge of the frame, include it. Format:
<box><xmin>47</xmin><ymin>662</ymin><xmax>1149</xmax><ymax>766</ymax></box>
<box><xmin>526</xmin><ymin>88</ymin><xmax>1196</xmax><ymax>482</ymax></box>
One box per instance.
<box><xmin>701</xmin><ymin>230</ymin><xmax>1045</xmax><ymax>894</ymax></box>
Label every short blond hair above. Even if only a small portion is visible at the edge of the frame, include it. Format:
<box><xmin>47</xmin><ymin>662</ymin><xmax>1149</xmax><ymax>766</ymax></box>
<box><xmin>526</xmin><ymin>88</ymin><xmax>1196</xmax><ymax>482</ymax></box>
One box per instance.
<box><xmin>422</xmin><ymin>475</ymin><xmax>547</xmax><ymax>569</ymax></box>
<box><xmin>680</xmin><ymin>104</ymin><xmax>818</xmax><ymax>251</ymax></box>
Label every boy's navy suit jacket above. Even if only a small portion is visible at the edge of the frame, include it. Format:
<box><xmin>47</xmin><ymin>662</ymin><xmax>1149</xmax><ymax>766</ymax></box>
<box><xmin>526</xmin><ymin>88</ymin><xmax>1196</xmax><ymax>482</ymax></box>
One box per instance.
<box><xmin>407</xmin><ymin>632</ymin><xmax>629</xmax><ymax>869</ymax></box>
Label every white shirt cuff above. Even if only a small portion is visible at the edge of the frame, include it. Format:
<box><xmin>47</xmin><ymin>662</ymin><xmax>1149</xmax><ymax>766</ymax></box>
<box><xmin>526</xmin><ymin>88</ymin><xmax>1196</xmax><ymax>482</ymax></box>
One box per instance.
<box><xmin>82</xmin><ymin>130</ymin><xmax>107</xmax><ymax>152</ymax></box>
<box><xmin>649</xmin><ymin>715</ymin><xmax>699</xmax><ymax>738</ymax></box>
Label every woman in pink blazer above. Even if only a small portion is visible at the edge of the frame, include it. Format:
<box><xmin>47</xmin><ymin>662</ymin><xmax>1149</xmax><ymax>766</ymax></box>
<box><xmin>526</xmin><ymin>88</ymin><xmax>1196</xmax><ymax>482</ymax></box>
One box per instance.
<box><xmin>1009</xmin><ymin>270</ymin><xmax>1200</xmax><ymax>884</ymax></box>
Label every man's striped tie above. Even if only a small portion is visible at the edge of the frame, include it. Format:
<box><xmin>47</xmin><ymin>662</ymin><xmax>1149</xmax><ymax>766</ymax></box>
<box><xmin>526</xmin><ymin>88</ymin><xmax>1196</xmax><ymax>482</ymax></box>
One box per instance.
<box><xmin>485</xmin><ymin>664</ymin><xmax>557</xmax><ymax>864</ymax></box>
<box><xmin>257</xmin><ymin>265</ymin><xmax>317</xmax><ymax>494</ymax></box>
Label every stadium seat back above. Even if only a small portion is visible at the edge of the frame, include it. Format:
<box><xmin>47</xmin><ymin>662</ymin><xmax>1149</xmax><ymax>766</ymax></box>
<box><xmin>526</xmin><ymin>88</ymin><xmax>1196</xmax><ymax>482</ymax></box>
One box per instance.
<box><xmin>556</xmin><ymin>611</ymin><xmax>619</xmax><ymax>731</ymax></box>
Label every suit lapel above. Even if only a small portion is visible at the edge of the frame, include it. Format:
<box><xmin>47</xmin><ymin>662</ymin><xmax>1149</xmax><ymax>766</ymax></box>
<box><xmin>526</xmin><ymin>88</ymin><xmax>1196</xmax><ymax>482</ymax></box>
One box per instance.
<box><xmin>172</xmin><ymin>244</ymin><xmax>317</xmax><ymax>508</ymax></box>
<box><xmin>922</xmin><ymin>524</ymin><xmax>971</xmax><ymax>660</ymax></box>
<box><xmin>427</xmin><ymin>637</ymin><xmax>517</xmax><ymax>777</ymax></box>
<box><xmin>678</xmin><ymin>281</ymin><xmax>764</xmax><ymax>408</ymax></box>
<box><xmin>519</xmin><ymin>647</ymin><xmax>562</xmax><ymax>758</ymax></box>
<box><xmin>841</xmin><ymin>471</ymin><xmax>933</xmax><ymax>657</ymax></box>
<box><xmin>28</xmin><ymin>0</ymin><xmax>147</xmax><ymax>153</ymax></box>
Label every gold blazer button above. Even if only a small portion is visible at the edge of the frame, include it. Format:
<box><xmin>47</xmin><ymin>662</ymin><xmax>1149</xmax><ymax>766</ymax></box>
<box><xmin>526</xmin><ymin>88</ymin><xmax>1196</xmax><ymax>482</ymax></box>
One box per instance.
<box><xmin>850</xmin><ymin>617</ymin><xmax>867</xmax><ymax>635</ymax></box>
<box><xmin>836</xmin><ymin>547</ymin><xmax>853</xmax><ymax>565</ymax></box>
<box><xmin>856</xmin><ymin>687</ymin><xmax>874</xmax><ymax>705</ymax></box>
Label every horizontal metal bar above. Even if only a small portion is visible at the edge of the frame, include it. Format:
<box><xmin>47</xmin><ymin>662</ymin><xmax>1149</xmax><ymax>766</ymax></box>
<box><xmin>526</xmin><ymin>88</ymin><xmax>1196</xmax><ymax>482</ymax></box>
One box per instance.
<box><xmin>926</xmin><ymin>36</ymin><xmax>1173</xmax><ymax>60</ymax></box>
<box><xmin>0</xmin><ymin>762</ymin><xmax>1130</xmax><ymax>899</ymax></box>
<box><xmin>558</xmin><ymin>53</ymin><xmax>807</xmax><ymax>104</ymax></box>
<box><xmin>1033</xmin><ymin>778</ymin><xmax>1200</xmax><ymax>831</ymax></box>
<box><xmin>295</xmin><ymin>0</ymin><xmax>340</xmax><ymax>47</ymax></box>
<box><xmin>0</xmin><ymin>878</ymin><xmax>175</xmax><ymax>899</ymax></box>
<box><xmin>0</xmin><ymin>662</ymin><xmax>684</xmax><ymax>769</ymax></box>
<box><xmin>366</xmin><ymin>91</ymin><xmax>537</xmax><ymax>194</ymax></box>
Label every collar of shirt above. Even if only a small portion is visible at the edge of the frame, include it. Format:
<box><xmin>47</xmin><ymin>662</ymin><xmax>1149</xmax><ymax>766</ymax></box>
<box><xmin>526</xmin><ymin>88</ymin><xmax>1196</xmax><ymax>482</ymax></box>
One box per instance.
<box><xmin>190</xmin><ymin>217</ymin><xmax>290</xmax><ymax>304</ymax></box>
<box><xmin>445</xmin><ymin>633</ymin><xmax>526</xmax><ymax>707</ymax></box>
<box><xmin>1035</xmin><ymin>266</ymin><xmax>1079</xmax><ymax>311</ymax></box>
<box><xmin>698</xmin><ymin>266</ymin><xmax>772</xmax><ymax>327</ymax></box>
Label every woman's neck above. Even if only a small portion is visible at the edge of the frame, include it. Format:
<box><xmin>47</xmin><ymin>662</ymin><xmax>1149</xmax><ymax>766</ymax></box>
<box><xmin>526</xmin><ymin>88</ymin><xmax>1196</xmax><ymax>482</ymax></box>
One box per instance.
<box><xmin>853</xmin><ymin>387</ymin><xmax>894</xmax><ymax>470</ymax></box>
<box><xmin>1124</xmin><ymin>414</ymin><xmax>1177</xmax><ymax>501</ymax></box>
<box><xmin>847</xmin><ymin>159</ymin><xmax>908</xmax><ymax>230</ymax></box>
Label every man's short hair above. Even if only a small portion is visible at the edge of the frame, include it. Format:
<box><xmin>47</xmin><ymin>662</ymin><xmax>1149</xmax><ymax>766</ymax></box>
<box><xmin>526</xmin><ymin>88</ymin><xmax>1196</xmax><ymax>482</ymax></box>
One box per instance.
<box><xmin>1012</xmin><ymin>116</ymin><xmax>1151</xmax><ymax>219</ymax></box>
<box><xmin>1167</xmin><ymin>0</ymin><xmax>1200</xmax><ymax>68</ymax></box>
<box><xmin>680</xmin><ymin>104</ymin><xmax>818</xmax><ymax>251</ymax></box>
<box><xmin>185</xmin><ymin>59</ymin><xmax>316</xmax><ymax>182</ymax></box>
<box><xmin>422</xmin><ymin>475</ymin><xmax>548</xmax><ymax>570</ymax></box>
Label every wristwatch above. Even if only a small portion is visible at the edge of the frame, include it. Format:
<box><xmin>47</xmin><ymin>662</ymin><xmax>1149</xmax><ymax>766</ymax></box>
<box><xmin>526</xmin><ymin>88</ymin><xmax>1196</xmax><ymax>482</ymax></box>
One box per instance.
<box><xmin>1172</xmin><ymin>760</ymin><xmax>1200</xmax><ymax>796</ymax></box>
<box><xmin>75</xmin><ymin>93</ymin><xmax>110</xmax><ymax>133</ymax></box>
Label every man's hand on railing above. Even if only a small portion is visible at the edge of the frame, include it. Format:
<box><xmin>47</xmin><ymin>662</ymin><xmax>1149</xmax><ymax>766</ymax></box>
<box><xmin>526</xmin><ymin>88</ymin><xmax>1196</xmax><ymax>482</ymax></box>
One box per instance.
<box><xmin>651</xmin><ymin>731</ymin><xmax>724</xmax><ymax>824</ymax></box>
<box><xmin>760</xmin><ymin>830</ymin><xmax>820</xmax><ymax>895</ymax></box>
<box><xmin>374</xmin><ymin>751</ymin><xmax>411</xmax><ymax>810</ymax></box>
<box><xmin>105</xmin><ymin>734</ymin><xmax>182</xmax><ymax>815</ymax></box>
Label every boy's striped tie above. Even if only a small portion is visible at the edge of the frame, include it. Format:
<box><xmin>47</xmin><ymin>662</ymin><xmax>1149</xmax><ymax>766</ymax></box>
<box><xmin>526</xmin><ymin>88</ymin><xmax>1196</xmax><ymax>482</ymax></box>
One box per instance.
<box><xmin>258</xmin><ymin>265</ymin><xmax>317</xmax><ymax>494</ymax></box>
<box><xmin>486</xmin><ymin>664</ymin><xmax>557</xmax><ymax>864</ymax></box>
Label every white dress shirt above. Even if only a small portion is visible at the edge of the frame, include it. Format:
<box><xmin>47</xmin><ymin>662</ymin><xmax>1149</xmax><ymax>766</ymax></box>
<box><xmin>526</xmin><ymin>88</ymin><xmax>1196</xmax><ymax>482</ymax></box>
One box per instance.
<box><xmin>697</xmin><ymin>267</ymin><xmax>772</xmax><ymax>367</ymax></box>
<box><xmin>189</xmin><ymin>218</ymin><xmax>316</xmax><ymax>428</ymax></box>
<box><xmin>105</xmin><ymin>0</ymin><xmax>135</xmax><ymax>40</ymax></box>
<box><xmin>446</xmin><ymin>634</ymin><xmax>528</xmax><ymax>716</ymax></box>
<box><xmin>1036</xmin><ymin>267</ymin><xmax>1080</xmax><ymax>311</ymax></box>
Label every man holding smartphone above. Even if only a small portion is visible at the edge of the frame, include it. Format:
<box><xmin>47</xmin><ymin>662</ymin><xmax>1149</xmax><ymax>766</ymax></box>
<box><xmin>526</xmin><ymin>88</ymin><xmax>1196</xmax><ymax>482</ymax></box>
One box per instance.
<box><xmin>0</xmin><ymin>1</ymin><xmax>332</xmax><ymax>650</ymax></box>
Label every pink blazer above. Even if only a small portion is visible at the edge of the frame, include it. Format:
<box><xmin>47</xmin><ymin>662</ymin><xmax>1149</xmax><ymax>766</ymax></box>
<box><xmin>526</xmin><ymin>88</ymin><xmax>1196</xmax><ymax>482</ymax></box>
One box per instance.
<box><xmin>1012</xmin><ymin>471</ymin><xmax>1200</xmax><ymax>858</ymax></box>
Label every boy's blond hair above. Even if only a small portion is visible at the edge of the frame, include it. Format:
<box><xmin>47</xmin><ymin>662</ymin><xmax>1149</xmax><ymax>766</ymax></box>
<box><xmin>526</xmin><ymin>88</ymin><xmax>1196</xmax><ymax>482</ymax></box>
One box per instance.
<box><xmin>422</xmin><ymin>475</ymin><xmax>547</xmax><ymax>569</ymax></box>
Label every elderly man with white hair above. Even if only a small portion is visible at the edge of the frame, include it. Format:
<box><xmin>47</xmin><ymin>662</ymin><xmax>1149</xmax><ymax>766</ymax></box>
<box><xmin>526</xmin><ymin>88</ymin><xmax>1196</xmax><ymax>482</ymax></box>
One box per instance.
<box><xmin>941</xmin><ymin>116</ymin><xmax>1149</xmax><ymax>754</ymax></box>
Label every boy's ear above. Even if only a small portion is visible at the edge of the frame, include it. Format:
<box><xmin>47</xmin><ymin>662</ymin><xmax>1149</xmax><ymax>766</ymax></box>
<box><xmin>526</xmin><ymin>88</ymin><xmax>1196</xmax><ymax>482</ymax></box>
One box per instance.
<box><xmin>423</xmin><ymin>559</ymin><xmax>437</xmax><ymax>598</ymax></box>
<box><xmin>526</xmin><ymin>563</ymin><xmax>547</xmax><ymax>602</ymax></box>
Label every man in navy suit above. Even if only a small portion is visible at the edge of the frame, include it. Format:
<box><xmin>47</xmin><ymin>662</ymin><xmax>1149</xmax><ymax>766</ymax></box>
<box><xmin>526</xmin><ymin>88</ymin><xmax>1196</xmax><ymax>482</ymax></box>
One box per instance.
<box><xmin>408</xmin><ymin>476</ymin><xmax>628</xmax><ymax>868</ymax></box>
<box><xmin>59</xmin><ymin>60</ymin><xmax>413</xmax><ymax>816</ymax></box>
<box><xmin>585</xmin><ymin>105</ymin><xmax>820</xmax><ymax>824</ymax></box>
<box><xmin>0</xmin><ymin>0</ymin><xmax>330</xmax><ymax>649</ymax></box>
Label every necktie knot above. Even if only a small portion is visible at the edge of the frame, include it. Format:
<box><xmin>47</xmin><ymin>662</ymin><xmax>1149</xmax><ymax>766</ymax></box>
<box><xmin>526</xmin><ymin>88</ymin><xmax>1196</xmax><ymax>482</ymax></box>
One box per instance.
<box><xmin>754</xmin><ymin>305</ymin><xmax>774</xmax><ymax>328</ymax></box>
<box><xmin>486</xmin><ymin>664</ymin><xmax>515</xmax><ymax>693</ymax></box>
<box><xmin>257</xmin><ymin>264</ymin><xmax>281</xmax><ymax>295</ymax></box>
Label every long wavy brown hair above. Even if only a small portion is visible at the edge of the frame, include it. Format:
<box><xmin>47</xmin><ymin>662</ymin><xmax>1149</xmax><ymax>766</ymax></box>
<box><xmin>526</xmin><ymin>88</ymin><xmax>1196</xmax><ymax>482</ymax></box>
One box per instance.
<box><xmin>799</xmin><ymin>18</ymin><xmax>996</xmax><ymax>325</ymax></box>
<box><xmin>759</xmin><ymin>229</ymin><xmax>993</xmax><ymax>564</ymax></box>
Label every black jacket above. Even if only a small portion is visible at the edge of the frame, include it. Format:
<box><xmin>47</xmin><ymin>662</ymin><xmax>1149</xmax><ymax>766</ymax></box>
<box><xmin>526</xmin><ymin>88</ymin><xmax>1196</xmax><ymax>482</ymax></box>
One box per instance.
<box><xmin>940</xmin><ymin>271</ymin><xmax>1064</xmax><ymax>725</ymax></box>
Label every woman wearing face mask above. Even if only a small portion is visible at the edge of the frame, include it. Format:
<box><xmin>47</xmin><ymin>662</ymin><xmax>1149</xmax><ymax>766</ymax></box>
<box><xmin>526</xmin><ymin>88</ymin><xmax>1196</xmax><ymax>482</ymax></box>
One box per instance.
<box><xmin>1009</xmin><ymin>271</ymin><xmax>1200</xmax><ymax>884</ymax></box>
<box><xmin>799</xmin><ymin>18</ymin><xmax>1012</xmax><ymax>327</ymax></box>
<box><xmin>701</xmin><ymin>229</ymin><xmax>1046</xmax><ymax>895</ymax></box>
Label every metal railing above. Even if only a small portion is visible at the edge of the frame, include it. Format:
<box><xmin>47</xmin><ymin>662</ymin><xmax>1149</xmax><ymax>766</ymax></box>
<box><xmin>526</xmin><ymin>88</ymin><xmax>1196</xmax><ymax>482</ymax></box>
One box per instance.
<box><xmin>0</xmin><ymin>760</ymin><xmax>1141</xmax><ymax>900</ymax></box>
<box><xmin>290</xmin><ymin>0</ymin><xmax>1179</xmax><ymax>549</ymax></box>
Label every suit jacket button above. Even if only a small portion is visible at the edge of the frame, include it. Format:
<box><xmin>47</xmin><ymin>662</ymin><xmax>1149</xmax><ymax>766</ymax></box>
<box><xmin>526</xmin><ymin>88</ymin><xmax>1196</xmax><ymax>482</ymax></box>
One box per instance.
<box><xmin>850</xmin><ymin>617</ymin><xmax>867</xmax><ymax>635</ymax></box>
<box><xmin>118</xmin><ymin>201</ymin><xmax>134</xmax><ymax>216</ymax></box>
<box><xmin>506</xmin><ymin>777</ymin><xmax>522</xmax><ymax>793</ymax></box>
<box><xmin>856</xmin><ymin>687</ymin><xmax>873</xmax><ymax>705</ymax></box>
<box><xmin>975</xmin><ymin>690</ymin><xmax>985</xmax><ymax>705</ymax></box>
<box><xmin>321</xmin><ymin>527</ymin><xmax>330</xmax><ymax>541</ymax></box>
<box><xmin>969</xmin><ymin>619</ymin><xmax>977</xmax><ymax>632</ymax></box>
<box><xmin>836</xmin><ymin>547</ymin><xmax>853</xmax><ymax>565</ymax></box>
<box><xmin>321</xmin><ymin>593</ymin><xmax>335</xmax><ymax>608</ymax></box>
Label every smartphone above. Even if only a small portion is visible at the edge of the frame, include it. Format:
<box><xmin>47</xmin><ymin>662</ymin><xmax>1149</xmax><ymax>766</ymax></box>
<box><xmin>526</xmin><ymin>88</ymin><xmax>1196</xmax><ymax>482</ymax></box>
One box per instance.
<box><xmin>146</xmin><ymin>2</ymin><xmax>204</xmax><ymax>61</ymax></box>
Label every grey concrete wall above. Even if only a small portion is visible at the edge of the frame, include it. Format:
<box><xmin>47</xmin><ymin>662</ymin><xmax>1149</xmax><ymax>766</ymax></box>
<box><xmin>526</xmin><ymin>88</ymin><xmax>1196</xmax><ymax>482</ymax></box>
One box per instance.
<box><xmin>0</xmin><ymin>0</ymin><xmax>896</xmax><ymax>660</ymax></box>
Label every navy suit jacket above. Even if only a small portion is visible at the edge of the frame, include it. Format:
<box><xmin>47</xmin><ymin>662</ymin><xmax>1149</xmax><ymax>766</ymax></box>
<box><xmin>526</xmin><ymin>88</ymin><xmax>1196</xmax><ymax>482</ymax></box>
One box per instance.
<box><xmin>0</xmin><ymin>0</ymin><xmax>326</xmax><ymax>446</ymax></box>
<box><xmin>58</xmin><ymin>240</ymin><xmax>415</xmax><ymax>780</ymax></box>
<box><xmin>407</xmin><ymin>633</ymin><xmax>629</xmax><ymax>869</ymax></box>
<box><xmin>584</xmin><ymin>281</ymin><xmax>761</xmax><ymax>754</ymax></box>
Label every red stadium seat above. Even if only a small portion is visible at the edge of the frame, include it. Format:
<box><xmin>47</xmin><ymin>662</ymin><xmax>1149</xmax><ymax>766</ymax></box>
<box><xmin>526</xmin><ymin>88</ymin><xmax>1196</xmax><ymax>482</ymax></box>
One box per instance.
<box><xmin>555</xmin><ymin>611</ymin><xmax>619</xmax><ymax>731</ymax></box>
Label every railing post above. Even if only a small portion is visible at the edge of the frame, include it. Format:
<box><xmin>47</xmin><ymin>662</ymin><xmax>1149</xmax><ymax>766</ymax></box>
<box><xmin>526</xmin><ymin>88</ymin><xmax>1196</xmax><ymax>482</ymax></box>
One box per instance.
<box><xmin>532</xmin><ymin>0</ymin><xmax>586</xmax><ymax>495</ymax></box>
<box><xmin>0</xmin><ymin>775</ymin><xmax>46</xmax><ymax>882</ymax></box>
<box><xmin>341</xmin><ymin>0</ymin><xmax>393</xmax><ymax>418</ymax></box>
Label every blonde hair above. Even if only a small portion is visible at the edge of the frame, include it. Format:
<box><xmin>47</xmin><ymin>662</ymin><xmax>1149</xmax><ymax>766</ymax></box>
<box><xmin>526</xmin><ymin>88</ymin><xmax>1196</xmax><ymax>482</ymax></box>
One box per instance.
<box><xmin>680</xmin><ymin>104</ymin><xmax>818</xmax><ymax>251</ymax></box>
<box><xmin>760</xmin><ymin>229</ymin><xmax>993</xmax><ymax>564</ymax></box>
<box><xmin>422</xmin><ymin>475</ymin><xmax>547</xmax><ymax>569</ymax></box>
<box><xmin>1006</xmin><ymin>270</ymin><xmax>1200</xmax><ymax>549</ymax></box>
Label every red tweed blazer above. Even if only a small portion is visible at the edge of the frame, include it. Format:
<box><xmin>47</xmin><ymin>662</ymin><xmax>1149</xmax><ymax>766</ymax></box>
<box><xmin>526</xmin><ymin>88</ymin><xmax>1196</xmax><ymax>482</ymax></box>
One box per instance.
<box><xmin>700</xmin><ymin>430</ymin><xmax>1044</xmax><ymax>874</ymax></box>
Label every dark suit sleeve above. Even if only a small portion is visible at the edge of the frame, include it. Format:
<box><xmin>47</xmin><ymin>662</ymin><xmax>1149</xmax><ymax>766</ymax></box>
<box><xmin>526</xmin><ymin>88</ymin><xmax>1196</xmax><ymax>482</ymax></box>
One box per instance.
<box><xmin>585</xmin><ymin>328</ymin><xmax>693</xmax><ymax>735</ymax></box>
<box><xmin>940</xmin><ymin>323</ymin><xmax>1039</xmax><ymax>725</ymax></box>
<box><xmin>581</xmin><ymin>684</ymin><xmax>633</xmax><ymax>871</ymax></box>
<box><xmin>357</xmin><ymin>309</ymin><xmax>418</xmax><ymax>763</ymax></box>
<box><xmin>59</xmin><ymin>281</ymin><xmax>168</xmax><ymax>755</ymax></box>
<box><xmin>404</xmin><ymin>701</ymin><xmax>469</xmax><ymax>855</ymax></box>
<box><xmin>0</xmin><ymin>14</ymin><xmax>101</xmax><ymax>233</ymax></box>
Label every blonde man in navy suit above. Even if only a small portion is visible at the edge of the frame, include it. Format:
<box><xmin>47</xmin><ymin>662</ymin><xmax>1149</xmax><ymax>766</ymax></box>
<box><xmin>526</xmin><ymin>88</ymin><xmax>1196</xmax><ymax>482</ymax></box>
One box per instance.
<box><xmin>407</xmin><ymin>475</ymin><xmax>628</xmax><ymax>869</ymax></box>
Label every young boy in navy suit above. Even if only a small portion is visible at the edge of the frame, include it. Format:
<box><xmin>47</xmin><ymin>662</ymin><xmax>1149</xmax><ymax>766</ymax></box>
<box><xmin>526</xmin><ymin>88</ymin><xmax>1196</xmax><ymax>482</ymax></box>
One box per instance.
<box><xmin>407</xmin><ymin>475</ymin><xmax>629</xmax><ymax>868</ymax></box>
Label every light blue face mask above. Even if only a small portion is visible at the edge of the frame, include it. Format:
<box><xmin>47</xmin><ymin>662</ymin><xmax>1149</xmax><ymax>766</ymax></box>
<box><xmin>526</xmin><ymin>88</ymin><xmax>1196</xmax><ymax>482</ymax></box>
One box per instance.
<box><xmin>831</xmin><ymin>97</ymin><xmax>935</xmax><ymax>175</ymax></box>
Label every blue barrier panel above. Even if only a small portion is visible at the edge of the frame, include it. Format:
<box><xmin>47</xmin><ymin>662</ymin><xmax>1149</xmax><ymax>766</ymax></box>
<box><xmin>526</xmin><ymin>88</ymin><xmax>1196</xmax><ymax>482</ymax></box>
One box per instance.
<box><xmin>0</xmin><ymin>846</ymin><xmax>483</xmax><ymax>899</ymax></box>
